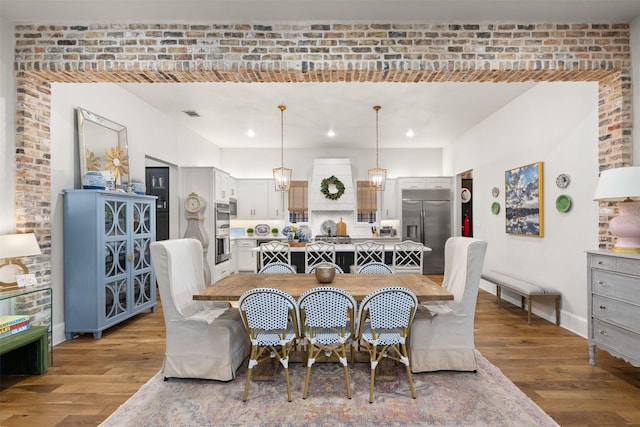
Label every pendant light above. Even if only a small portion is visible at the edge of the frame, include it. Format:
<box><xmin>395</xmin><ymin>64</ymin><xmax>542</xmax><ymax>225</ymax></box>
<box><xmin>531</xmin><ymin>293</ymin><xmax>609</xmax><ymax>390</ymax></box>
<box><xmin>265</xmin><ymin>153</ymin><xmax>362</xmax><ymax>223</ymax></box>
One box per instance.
<box><xmin>273</xmin><ymin>105</ymin><xmax>292</xmax><ymax>191</ymax></box>
<box><xmin>368</xmin><ymin>105</ymin><xmax>387</xmax><ymax>191</ymax></box>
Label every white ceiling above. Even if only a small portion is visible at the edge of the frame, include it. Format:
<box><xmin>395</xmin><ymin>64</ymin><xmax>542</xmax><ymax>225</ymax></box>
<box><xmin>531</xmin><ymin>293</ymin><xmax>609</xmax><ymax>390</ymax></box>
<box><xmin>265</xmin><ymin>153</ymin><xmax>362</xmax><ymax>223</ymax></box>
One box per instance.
<box><xmin>3</xmin><ymin>0</ymin><xmax>637</xmax><ymax>149</ymax></box>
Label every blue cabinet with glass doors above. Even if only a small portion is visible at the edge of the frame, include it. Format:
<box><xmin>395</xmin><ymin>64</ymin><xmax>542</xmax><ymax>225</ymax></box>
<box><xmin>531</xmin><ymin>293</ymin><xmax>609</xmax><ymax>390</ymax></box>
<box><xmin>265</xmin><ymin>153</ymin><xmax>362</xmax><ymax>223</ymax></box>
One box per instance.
<box><xmin>63</xmin><ymin>190</ymin><xmax>156</xmax><ymax>340</ymax></box>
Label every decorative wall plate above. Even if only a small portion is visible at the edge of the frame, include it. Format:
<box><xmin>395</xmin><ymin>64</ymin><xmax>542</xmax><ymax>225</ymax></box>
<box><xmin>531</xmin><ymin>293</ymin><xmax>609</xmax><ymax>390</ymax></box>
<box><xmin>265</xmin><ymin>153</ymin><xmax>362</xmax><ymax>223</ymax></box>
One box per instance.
<box><xmin>555</xmin><ymin>195</ymin><xmax>571</xmax><ymax>212</ymax></box>
<box><xmin>254</xmin><ymin>224</ymin><xmax>270</xmax><ymax>236</ymax></box>
<box><xmin>461</xmin><ymin>188</ymin><xmax>472</xmax><ymax>203</ymax></box>
<box><xmin>491</xmin><ymin>187</ymin><xmax>499</xmax><ymax>198</ymax></box>
<box><xmin>320</xmin><ymin>219</ymin><xmax>337</xmax><ymax>235</ymax></box>
<box><xmin>556</xmin><ymin>174</ymin><xmax>570</xmax><ymax>188</ymax></box>
<box><xmin>491</xmin><ymin>202</ymin><xmax>500</xmax><ymax>215</ymax></box>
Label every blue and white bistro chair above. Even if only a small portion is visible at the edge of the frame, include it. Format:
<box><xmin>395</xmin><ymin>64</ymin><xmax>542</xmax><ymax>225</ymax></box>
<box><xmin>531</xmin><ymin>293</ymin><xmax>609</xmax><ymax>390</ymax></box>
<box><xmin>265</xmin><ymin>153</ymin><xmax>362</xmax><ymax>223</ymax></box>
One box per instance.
<box><xmin>357</xmin><ymin>262</ymin><xmax>394</xmax><ymax>274</ymax></box>
<box><xmin>356</xmin><ymin>286</ymin><xmax>418</xmax><ymax>403</ymax></box>
<box><xmin>298</xmin><ymin>287</ymin><xmax>357</xmax><ymax>399</ymax></box>
<box><xmin>238</xmin><ymin>288</ymin><xmax>301</xmax><ymax>402</ymax></box>
<box><xmin>258</xmin><ymin>262</ymin><xmax>297</xmax><ymax>274</ymax></box>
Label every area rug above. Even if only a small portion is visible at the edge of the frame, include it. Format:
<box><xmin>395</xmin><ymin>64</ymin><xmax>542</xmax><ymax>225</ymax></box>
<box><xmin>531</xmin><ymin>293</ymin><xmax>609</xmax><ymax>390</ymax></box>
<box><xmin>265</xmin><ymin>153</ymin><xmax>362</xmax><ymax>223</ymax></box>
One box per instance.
<box><xmin>100</xmin><ymin>352</ymin><xmax>558</xmax><ymax>427</ymax></box>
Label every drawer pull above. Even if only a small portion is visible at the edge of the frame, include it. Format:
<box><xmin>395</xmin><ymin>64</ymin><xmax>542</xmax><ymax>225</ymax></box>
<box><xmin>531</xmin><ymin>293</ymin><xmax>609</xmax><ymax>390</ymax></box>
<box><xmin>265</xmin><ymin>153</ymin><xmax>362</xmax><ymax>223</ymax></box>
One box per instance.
<box><xmin>598</xmin><ymin>329</ymin><xmax>608</xmax><ymax>336</ymax></box>
<box><xmin>599</xmin><ymin>305</ymin><xmax>607</xmax><ymax>310</ymax></box>
<box><xmin>597</xmin><ymin>280</ymin><xmax>606</xmax><ymax>286</ymax></box>
<box><xmin>597</xmin><ymin>261</ymin><xmax>604</xmax><ymax>265</ymax></box>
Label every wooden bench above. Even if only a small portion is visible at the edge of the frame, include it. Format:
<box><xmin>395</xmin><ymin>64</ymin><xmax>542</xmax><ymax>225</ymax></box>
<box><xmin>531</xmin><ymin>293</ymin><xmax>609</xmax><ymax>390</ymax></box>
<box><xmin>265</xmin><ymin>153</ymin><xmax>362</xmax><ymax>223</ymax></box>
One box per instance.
<box><xmin>481</xmin><ymin>270</ymin><xmax>561</xmax><ymax>326</ymax></box>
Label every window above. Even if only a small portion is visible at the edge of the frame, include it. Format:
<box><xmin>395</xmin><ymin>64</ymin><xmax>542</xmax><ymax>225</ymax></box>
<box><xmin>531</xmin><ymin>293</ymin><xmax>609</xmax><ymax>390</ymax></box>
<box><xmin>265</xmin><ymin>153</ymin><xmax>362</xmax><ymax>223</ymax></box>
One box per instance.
<box><xmin>288</xmin><ymin>180</ymin><xmax>308</xmax><ymax>223</ymax></box>
<box><xmin>357</xmin><ymin>180</ymin><xmax>377</xmax><ymax>223</ymax></box>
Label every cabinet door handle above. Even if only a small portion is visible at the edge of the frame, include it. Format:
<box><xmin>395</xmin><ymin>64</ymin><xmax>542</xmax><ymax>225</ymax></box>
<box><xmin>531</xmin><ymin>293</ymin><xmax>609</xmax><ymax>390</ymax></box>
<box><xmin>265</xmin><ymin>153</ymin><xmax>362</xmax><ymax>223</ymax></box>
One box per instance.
<box><xmin>128</xmin><ymin>253</ymin><xmax>135</xmax><ymax>262</ymax></box>
<box><xmin>599</xmin><ymin>305</ymin><xmax>607</xmax><ymax>310</ymax></box>
<box><xmin>598</xmin><ymin>329</ymin><xmax>608</xmax><ymax>336</ymax></box>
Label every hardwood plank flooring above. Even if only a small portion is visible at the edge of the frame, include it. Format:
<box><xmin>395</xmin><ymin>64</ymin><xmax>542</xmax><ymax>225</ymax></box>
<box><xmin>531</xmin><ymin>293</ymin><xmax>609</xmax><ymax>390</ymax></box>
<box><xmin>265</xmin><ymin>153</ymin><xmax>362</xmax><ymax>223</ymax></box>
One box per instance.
<box><xmin>1</xmin><ymin>277</ymin><xmax>639</xmax><ymax>426</ymax></box>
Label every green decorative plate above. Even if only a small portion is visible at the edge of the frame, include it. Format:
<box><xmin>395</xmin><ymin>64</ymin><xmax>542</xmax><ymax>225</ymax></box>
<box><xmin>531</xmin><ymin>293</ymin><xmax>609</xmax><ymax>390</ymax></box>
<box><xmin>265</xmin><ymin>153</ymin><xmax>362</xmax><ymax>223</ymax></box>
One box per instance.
<box><xmin>556</xmin><ymin>195</ymin><xmax>571</xmax><ymax>212</ymax></box>
<box><xmin>491</xmin><ymin>202</ymin><xmax>500</xmax><ymax>215</ymax></box>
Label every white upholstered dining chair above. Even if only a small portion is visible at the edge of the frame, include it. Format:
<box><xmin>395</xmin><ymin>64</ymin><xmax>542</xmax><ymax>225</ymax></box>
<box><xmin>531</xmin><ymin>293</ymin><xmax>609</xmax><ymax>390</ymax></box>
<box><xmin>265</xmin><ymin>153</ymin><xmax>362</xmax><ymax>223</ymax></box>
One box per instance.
<box><xmin>408</xmin><ymin>237</ymin><xmax>488</xmax><ymax>372</ymax></box>
<box><xmin>150</xmin><ymin>238</ymin><xmax>250</xmax><ymax>381</ymax></box>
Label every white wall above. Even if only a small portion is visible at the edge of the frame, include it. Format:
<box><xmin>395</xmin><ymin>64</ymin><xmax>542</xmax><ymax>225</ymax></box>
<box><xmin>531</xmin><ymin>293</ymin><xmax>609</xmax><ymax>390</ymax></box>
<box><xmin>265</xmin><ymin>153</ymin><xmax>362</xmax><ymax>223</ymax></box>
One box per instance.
<box><xmin>0</xmin><ymin>15</ymin><xmax>15</xmax><ymax>233</ymax></box>
<box><xmin>49</xmin><ymin>83</ymin><xmax>223</xmax><ymax>344</ymax></box>
<box><xmin>222</xmin><ymin>147</ymin><xmax>443</xmax><ymax>179</ymax></box>
<box><xmin>444</xmin><ymin>82</ymin><xmax>600</xmax><ymax>336</ymax></box>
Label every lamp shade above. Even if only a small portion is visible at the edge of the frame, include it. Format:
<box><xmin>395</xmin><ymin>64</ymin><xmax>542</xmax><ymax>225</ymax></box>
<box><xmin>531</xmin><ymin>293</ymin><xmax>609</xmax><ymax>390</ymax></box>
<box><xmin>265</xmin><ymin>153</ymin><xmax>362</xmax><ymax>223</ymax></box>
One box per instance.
<box><xmin>593</xmin><ymin>166</ymin><xmax>640</xmax><ymax>201</ymax></box>
<box><xmin>0</xmin><ymin>233</ymin><xmax>42</xmax><ymax>259</ymax></box>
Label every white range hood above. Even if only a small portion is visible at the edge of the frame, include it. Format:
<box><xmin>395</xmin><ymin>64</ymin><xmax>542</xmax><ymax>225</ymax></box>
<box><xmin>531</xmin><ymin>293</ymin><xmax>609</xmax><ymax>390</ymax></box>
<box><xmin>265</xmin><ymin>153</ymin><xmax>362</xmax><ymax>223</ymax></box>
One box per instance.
<box><xmin>309</xmin><ymin>158</ymin><xmax>356</xmax><ymax>212</ymax></box>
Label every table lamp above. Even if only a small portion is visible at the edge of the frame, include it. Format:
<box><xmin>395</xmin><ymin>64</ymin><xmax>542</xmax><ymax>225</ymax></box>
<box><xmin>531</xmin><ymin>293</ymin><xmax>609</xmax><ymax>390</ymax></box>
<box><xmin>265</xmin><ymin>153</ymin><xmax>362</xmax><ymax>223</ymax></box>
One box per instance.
<box><xmin>593</xmin><ymin>166</ymin><xmax>640</xmax><ymax>253</ymax></box>
<box><xmin>0</xmin><ymin>233</ymin><xmax>42</xmax><ymax>289</ymax></box>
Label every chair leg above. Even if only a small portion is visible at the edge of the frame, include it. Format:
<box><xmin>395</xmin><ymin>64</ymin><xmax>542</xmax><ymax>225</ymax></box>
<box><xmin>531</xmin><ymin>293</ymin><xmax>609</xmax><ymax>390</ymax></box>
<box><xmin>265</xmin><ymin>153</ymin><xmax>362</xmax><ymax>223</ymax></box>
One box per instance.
<box><xmin>401</xmin><ymin>343</ymin><xmax>416</xmax><ymax>399</ymax></box>
<box><xmin>340</xmin><ymin>343</ymin><xmax>352</xmax><ymax>399</ymax></box>
<box><xmin>303</xmin><ymin>345</ymin><xmax>314</xmax><ymax>399</ymax></box>
<box><xmin>369</xmin><ymin>364</ymin><xmax>376</xmax><ymax>403</ymax></box>
<box><xmin>283</xmin><ymin>365</ymin><xmax>292</xmax><ymax>402</ymax></box>
<box><xmin>243</xmin><ymin>345</ymin><xmax>260</xmax><ymax>402</ymax></box>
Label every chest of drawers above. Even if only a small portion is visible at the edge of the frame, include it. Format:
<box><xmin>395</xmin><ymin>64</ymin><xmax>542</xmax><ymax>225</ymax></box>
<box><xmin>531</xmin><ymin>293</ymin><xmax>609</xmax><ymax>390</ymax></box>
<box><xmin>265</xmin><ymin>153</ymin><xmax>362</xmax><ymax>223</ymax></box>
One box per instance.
<box><xmin>586</xmin><ymin>250</ymin><xmax>640</xmax><ymax>367</ymax></box>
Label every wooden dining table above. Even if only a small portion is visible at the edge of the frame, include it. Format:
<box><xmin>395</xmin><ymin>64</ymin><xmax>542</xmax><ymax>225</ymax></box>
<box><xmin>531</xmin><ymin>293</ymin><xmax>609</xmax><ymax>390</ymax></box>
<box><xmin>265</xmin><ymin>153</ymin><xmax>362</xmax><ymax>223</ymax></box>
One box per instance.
<box><xmin>194</xmin><ymin>273</ymin><xmax>452</xmax><ymax>381</ymax></box>
<box><xmin>194</xmin><ymin>273</ymin><xmax>453</xmax><ymax>303</ymax></box>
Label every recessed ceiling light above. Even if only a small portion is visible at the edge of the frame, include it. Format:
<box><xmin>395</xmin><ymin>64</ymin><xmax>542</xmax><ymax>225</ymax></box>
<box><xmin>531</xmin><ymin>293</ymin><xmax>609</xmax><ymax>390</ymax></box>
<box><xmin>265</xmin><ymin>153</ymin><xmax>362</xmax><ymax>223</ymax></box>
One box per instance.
<box><xmin>182</xmin><ymin>110</ymin><xmax>200</xmax><ymax>117</ymax></box>
<box><xmin>406</xmin><ymin>129</ymin><xmax>414</xmax><ymax>137</ymax></box>
<box><xmin>247</xmin><ymin>129</ymin><xmax>255</xmax><ymax>137</ymax></box>
<box><xmin>327</xmin><ymin>129</ymin><xmax>335</xmax><ymax>137</ymax></box>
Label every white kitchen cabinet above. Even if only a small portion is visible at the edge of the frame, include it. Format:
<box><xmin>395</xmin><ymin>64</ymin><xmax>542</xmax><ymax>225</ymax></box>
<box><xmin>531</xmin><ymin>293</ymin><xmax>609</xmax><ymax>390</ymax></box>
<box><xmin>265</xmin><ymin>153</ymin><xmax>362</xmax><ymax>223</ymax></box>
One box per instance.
<box><xmin>228</xmin><ymin>177</ymin><xmax>238</xmax><ymax>199</ymax></box>
<box><xmin>236</xmin><ymin>239</ymin><xmax>257</xmax><ymax>272</ymax></box>
<box><xmin>398</xmin><ymin>177</ymin><xmax>427</xmax><ymax>190</ymax></box>
<box><xmin>230</xmin><ymin>239</ymin><xmax>238</xmax><ymax>273</ymax></box>
<box><xmin>214</xmin><ymin>169</ymin><xmax>229</xmax><ymax>203</ymax></box>
<box><xmin>381</xmin><ymin>178</ymin><xmax>397</xmax><ymax>219</ymax></box>
<box><xmin>426</xmin><ymin>177</ymin><xmax>452</xmax><ymax>189</ymax></box>
<box><xmin>238</xmin><ymin>179</ymin><xmax>283</xmax><ymax>220</ymax></box>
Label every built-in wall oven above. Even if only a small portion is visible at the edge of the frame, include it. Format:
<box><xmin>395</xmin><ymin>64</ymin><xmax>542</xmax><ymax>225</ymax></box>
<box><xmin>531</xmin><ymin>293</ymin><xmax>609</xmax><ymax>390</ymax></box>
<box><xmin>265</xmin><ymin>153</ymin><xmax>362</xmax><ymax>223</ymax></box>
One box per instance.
<box><xmin>215</xmin><ymin>203</ymin><xmax>230</xmax><ymax>264</ymax></box>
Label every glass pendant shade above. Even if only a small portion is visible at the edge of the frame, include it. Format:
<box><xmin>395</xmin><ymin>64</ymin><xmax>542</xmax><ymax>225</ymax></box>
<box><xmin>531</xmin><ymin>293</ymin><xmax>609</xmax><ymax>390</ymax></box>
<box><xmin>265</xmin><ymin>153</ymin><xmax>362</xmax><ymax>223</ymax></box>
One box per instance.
<box><xmin>273</xmin><ymin>105</ymin><xmax>291</xmax><ymax>192</ymax></box>
<box><xmin>369</xmin><ymin>105</ymin><xmax>386</xmax><ymax>191</ymax></box>
<box><xmin>273</xmin><ymin>166</ymin><xmax>292</xmax><ymax>191</ymax></box>
<box><xmin>368</xmin><ymin>167</ymin><xmax>387</xmax><ymax>191</ymax></box>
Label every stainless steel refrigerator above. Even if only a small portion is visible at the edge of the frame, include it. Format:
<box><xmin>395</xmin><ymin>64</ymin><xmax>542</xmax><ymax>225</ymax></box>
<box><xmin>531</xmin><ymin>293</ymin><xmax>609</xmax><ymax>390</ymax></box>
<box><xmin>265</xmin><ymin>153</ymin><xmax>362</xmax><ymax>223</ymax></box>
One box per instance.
<box><xmin>402</xmin><ymin>189</ymin><xmax>451</xmax><ymax>274</ymax></box>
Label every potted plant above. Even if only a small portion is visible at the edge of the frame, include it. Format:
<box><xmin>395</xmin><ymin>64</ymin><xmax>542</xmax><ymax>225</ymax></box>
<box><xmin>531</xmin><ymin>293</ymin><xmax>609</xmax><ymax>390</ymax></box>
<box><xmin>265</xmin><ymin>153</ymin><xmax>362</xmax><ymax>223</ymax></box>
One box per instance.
<box><xmin>246</xmin><ymin>227</ymin><xmax>254</xmax><ymax>236</ymax></box>
<box><xmin>271</xmin><ymin>227</ymin><xmax>279</xmax><ymax>236</ymax></box>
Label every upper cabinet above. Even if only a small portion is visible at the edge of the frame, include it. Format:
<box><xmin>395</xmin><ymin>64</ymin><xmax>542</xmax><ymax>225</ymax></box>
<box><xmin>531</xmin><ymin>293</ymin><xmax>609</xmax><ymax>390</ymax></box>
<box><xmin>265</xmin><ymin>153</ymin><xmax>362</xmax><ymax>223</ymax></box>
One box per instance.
<box><xmin>214</xmin><ymin>169</ymin><xmax>229</xmax><ymax>203</ymax></box>
<box><xmin>228</xmin><ymin>177</ymin><xmax>238</xmax><ymax>199</ymax></box>
<box><xmin>238</xmin><ymin>179</ymin><xmax>283</xmax><ymax>220</ymax></box>
<box><xmin>381</xmin><ymin>178</ymin><xmax>397</xmax><ymax>219</ymax></box>
<box><xmin>398</xmin><ymin>177</ymin><xmax>452</xmax><ymax>190</ymax></box>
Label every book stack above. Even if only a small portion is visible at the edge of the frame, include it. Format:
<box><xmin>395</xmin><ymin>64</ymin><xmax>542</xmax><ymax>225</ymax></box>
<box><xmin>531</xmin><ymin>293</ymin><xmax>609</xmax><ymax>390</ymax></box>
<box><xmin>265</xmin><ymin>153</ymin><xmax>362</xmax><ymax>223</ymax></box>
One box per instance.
<box><xmin>0</xmin><ymin>315</ymin><xmax>31</xmax><ymax>338</ymax></box>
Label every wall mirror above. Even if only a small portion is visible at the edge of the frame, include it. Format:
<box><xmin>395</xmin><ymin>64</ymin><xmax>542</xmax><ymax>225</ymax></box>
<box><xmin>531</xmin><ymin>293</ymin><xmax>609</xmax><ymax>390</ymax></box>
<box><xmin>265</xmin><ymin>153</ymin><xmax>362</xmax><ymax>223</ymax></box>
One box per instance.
<box><xmin>76</xmin><ymin>107</ymin><xmax>129</xmax><ymax>186</ymax></box>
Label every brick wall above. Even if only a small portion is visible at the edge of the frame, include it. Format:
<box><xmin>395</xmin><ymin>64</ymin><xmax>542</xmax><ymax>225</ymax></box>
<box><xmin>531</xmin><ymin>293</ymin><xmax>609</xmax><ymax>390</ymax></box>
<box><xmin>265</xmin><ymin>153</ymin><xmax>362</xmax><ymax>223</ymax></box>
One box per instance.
<box><xmin>10</xmin><ymin>22</ymin><xmax>633</xmax><ymax>288</ymax></box>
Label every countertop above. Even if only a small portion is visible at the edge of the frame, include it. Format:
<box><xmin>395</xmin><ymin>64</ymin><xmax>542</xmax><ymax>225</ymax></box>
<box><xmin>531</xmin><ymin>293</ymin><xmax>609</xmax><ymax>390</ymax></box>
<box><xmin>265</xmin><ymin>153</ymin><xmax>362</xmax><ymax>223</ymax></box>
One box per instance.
<box><xmin>251</xmin><ymin>243</ymin><xmax>431</xmax><ymax>252</ymax></box>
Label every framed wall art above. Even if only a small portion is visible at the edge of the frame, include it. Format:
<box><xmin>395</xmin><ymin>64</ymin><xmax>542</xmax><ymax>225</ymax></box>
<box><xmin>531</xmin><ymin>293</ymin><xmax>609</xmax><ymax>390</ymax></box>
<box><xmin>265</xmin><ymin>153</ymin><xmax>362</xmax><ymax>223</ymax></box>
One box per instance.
<box><xmin>504</xmin><ymin>161</ymin><xmax>544</xmax><ymax>237</ymax></box>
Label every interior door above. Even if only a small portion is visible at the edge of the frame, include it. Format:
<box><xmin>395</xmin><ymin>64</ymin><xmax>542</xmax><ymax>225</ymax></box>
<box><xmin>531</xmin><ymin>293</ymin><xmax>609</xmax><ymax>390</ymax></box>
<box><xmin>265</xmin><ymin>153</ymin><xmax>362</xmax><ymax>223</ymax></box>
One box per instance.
<box><xmin>145</xmin><ymin>167</ymin><xmax>169</xmax><ymax>241</ymax></box>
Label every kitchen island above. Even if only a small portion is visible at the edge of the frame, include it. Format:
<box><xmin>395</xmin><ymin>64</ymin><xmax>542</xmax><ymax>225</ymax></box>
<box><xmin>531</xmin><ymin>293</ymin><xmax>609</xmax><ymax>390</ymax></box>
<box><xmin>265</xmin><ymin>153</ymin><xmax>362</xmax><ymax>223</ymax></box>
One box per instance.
<box><xmin>250</xmin><ymin>242</ymin><xmax>431</xmax><ymax>273</ymax></box>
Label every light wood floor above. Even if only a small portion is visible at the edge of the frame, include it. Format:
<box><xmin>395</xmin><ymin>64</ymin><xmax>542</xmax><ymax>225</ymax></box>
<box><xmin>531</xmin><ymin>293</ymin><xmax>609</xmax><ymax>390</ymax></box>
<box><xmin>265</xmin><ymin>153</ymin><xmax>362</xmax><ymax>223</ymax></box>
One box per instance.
<box><xmin>1</xmin><ymin>278</ymin><xmax>639</xmax><ymax>426</ymax></box>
